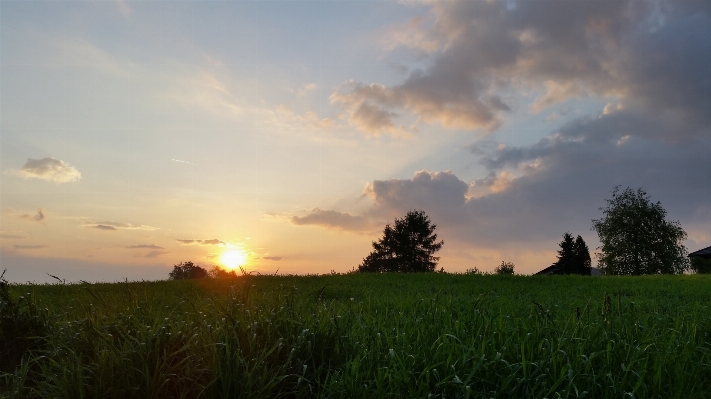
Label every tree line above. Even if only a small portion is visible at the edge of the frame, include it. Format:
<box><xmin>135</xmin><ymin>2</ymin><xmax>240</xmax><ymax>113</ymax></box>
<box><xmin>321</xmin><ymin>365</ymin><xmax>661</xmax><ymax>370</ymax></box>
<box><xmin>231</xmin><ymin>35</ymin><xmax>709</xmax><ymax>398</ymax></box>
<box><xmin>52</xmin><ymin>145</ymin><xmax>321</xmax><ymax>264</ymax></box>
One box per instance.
<box><xmin>169</xmin><ymin>185</ymin><xmax>699</xmax><ymax>279</ymax></box>
<box><xmin>356</xmin><ymin>186</ymin><xmax>694</xmax><ymax>276</ymax></box>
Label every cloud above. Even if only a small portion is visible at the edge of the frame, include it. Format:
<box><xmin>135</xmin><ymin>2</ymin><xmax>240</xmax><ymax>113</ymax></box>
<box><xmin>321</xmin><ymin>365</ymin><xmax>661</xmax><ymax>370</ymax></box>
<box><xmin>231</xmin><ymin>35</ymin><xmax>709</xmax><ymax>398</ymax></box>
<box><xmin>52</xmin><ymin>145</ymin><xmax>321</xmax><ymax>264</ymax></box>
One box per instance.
<box><xmin>7</xmin><ymin>158</ymin><xmax>81</xmax><ymax>183</ymax></box>
<box><xmin>144</xmin><ymin>250</ymin><xmax>168</xmax><ymax>258</ymax></box>
<box><xmin>14</xmin><ymin>245</ymin><xmax>48</xmax><ymax>250</ymax></box>
<box><xmin>335</xmin><ymin>1</ymin><xmax>711</xmax><ymax>136</ymax></box>
<box><xmin>126</xmin><ymin>245</ymin><xmax>164</xmax><ymax>250</ymax></box>
<box><xmin>81</xmin><ymin>220</ymin><xmax>159</xmax><ymax>231</ymax></box>
<box><xmin>262</xmin><ymin>256</ymin><xmax>282</xmax><ymax>261</ymax></box>
<box><xmin>10</xmin><ymin>208</ymin><xmax>46</xmax><ymax>223</ymax></box>
<box><xmin>0</xmin><ymin>230</ymin><xmax>26</xmax><ymax>239</ymax></box>
<box><xmin>383</xmin><ymin>15</ymin><xmax>440</xmax><ymax>53</ymax></box>
<box><xmin>91</xmin><ymin>225</ymin><xmax>117</xmax><ymax>231</ymax></box>
<box><xmin>364</xmin><ymin>170</ymin><xmax>468</xmax><ymax>220</ymax></box>
<box><xmin>177</xmin><ymin>239</ymin><xmax>227</xmax><ymax>246</ymax></box>
<box><xmin>291</xmin><ymin>208</ymin><xmax>371</xmax><ymax>232</ymax></box>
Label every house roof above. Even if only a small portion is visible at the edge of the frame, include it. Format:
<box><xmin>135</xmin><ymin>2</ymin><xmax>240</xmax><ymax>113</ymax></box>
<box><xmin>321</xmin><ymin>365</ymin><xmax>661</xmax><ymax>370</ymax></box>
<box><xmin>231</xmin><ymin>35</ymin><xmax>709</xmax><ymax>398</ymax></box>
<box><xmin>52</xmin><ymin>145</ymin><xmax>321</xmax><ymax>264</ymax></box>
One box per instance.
<box><xmin>535</xmin><ymin>265</ymin><xmax>602</xmax><ymax>276</ymax></box>
<box><xmin>535</xmin><ymin>264</ymin><xmax>560</xmax><ymax>275</ymax></box>
<box><xmin>690</xmin><ymin>246</ymin><xmax>711</xmax><ymax>258</ymax></box>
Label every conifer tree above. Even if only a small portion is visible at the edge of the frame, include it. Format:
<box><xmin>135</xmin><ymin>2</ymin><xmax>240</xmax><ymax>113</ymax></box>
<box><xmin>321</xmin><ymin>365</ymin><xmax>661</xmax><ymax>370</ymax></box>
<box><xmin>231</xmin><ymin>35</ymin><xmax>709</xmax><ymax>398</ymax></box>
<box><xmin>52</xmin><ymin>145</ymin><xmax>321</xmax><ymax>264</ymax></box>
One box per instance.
<box><xmin>358</xmin><ymin>210</ymin><xmax>444</xmax><ymax>273</ymax></box>
<box><xmin>572</xmin><ymin>235</ymin><xmax>592</xmax><ymax>275</ymax></box>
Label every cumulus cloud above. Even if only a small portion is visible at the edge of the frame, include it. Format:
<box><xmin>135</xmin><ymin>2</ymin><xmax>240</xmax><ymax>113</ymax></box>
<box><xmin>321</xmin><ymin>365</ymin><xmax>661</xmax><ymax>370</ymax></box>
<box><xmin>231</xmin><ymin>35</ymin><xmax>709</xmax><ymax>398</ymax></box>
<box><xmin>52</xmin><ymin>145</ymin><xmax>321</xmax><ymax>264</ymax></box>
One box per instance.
<box><xmin>364</xmin><ymin>170</ymin><xmax>468</xmax><ymax>221</ymax></box>
<box><xmin>334</xmin><ymin>1</ymin><xmax>711</xmax><ymax>137</ymax></box>
<box><xmin>291</xmin><ymin>208</ymin><xmax>371</xmax><ymax>232</ymax></box>
<box><xmin>8</xmin><ymin>158</ymin><xmax>82</xmax><ymax>183</ymax></box>
<box><xmin>177</xmin><ymin>239</ymin><xmax>227</xmax><ymax>246</ymax></box>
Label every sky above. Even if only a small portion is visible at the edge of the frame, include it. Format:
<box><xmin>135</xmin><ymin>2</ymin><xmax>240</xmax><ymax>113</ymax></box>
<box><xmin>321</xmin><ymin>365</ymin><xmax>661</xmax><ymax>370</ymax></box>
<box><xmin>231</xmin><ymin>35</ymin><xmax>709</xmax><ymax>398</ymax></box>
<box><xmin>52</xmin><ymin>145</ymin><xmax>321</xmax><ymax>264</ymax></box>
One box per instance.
<box><xmin>1</xmin><ymin>0</ymin><xmax>710</xmax><ymax>283</ymax></box>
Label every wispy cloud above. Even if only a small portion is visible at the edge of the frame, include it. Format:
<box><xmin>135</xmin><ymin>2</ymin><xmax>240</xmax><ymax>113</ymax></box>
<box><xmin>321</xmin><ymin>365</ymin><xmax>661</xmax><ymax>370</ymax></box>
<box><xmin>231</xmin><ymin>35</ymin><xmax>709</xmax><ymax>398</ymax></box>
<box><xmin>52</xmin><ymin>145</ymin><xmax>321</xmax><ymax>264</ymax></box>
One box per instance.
<box><xmin>14</xmin><ymin>245</ymin><xmax>48</xmax><ymax>250</ymax></box>
<box><xmin>177</xmin><ymin>239</ymin><xmax>227</xmax><ymax>246</ymax></box>
<box><xmin>91</xmin><ymin>225</ymin><xmax>117</xmax><ymax>231</ymax></box>
<box><xmin>7</xmin><ymin>158</ymin><xmax>81</xmax><ymax>183</ymax></box>
<box><xmin>262</xmin><ymin>256</ymin><xmax>282</xmax><ymax>261</ymax></box>
<box><xmin>9</xmin><ymin>208</ymin><xmax>46</xmax><ymax>223</ymax></box>
<box><xmin>81</xmin><ymin>219</ymin><xmax>159</xmax><ymax>231</ymax></box>
<box><xmin>0</xmin><ymin>230</ymin><xmax>26</xmax><ymax>239</ymax></box>
<box><xmin>144</xmin><ymin>250</ymin><xmax>168</xmax><ymax>258</ymax></box>
<box><xmin>126</xmin><ymin>244</ymin><xmax>164</xmax><ymax>250</ymax></box>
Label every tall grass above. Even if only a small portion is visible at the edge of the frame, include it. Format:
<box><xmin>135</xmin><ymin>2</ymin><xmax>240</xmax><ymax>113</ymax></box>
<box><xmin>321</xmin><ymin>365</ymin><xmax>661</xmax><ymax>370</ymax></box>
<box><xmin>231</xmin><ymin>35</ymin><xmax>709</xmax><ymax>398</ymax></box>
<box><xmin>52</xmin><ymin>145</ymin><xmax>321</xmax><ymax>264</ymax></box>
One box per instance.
<box><xmin>2</xmin><ymin>274</ymin><xmax>711</xmax><ymax>398</ymax></box>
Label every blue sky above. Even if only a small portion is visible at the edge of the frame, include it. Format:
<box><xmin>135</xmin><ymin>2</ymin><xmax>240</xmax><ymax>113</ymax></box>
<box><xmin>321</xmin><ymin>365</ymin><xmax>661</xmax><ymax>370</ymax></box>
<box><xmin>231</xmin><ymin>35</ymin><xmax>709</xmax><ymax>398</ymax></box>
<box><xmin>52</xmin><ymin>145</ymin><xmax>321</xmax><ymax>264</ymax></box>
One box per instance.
<box><xmin>2</xmin><ymin>0</ymin><xmax>710</xmax><ymax>282</ymax></box>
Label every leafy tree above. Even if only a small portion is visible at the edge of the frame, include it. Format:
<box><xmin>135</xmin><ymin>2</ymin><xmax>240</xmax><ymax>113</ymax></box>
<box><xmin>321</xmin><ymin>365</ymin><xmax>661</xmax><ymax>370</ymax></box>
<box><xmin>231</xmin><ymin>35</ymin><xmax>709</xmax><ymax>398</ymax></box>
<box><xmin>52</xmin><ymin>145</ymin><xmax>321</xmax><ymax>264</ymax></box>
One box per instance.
<box><xmin>358</xmin><ymin>210</ymin><xmax>444</xmax><ymax>273</ymax></box>
<box><xmin>494</xmin><ymin>261</ymin><xmax>515</xmax><ymax>275</ymax></box>
<box><xmin>169</xmin><ymin>261</ymin><xmax>209</xmax><ymax>280</ymax></box>
<box><xmin>552</xmin><ymin>233</ymin><xmax>591</xmax><ymax>275</ymax></box>
<box><xmin>591</xmin><ymin>186</ymin><xmax>689</xmax><ymax>275</ymax></box>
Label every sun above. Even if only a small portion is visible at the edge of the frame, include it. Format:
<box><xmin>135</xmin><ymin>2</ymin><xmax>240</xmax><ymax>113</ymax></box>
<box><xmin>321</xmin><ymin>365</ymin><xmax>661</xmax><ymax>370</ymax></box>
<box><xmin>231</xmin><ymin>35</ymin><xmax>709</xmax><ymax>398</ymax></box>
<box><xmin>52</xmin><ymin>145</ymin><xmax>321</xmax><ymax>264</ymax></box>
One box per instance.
<box><xmin>219</xmin><ymin>249</ymin><xmax>248</xmax><ymax>270</ymax></box>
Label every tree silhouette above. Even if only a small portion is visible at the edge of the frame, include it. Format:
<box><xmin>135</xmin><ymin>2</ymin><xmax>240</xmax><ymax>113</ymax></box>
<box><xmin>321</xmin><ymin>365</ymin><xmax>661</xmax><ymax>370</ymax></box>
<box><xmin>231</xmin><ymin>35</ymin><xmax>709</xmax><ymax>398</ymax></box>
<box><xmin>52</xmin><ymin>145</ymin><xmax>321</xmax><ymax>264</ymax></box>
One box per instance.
<box><xmin>592</xmin><ymin>186</ymin><xmax>689</xmax><ymax>275</ymax></box>
<box><xmin>169</xmin><ymin>261</ymin><xmax>209</xmax><ymax>280</ymax></box>
<box><xmin>572</xmin><ymin>235</ymin><xmax>592</xmax><ymax>275</ymax></box>
<box><xmin>358</xmin><ymin>210</ymin><xmax>443</xmax><ymax>273</ymax></box>
<box><xmin>551</xmin><ymin>233</ymin><xmax>591</xmax><ymax>275</ymax></box>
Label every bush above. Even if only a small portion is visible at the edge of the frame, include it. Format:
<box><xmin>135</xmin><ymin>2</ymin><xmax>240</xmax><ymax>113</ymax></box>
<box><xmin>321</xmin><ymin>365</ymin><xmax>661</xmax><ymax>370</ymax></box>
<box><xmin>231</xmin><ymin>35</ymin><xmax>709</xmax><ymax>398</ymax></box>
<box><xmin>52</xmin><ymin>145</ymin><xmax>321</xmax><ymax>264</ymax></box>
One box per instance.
<box><xmin>495</xmin><ymin>261</ymin><xmax>515</xmax><ymax>275</ymax></box>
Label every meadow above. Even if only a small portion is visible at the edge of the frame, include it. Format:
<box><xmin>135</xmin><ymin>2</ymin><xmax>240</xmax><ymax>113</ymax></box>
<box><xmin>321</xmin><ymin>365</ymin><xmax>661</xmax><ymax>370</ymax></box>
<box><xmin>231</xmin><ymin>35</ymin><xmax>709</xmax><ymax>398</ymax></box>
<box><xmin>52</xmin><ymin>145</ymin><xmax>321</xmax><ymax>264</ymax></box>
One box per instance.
<box><xmin>2</xmin><ymin>273</ymin><xmax>711</xmax><ymax>398</ymax></box>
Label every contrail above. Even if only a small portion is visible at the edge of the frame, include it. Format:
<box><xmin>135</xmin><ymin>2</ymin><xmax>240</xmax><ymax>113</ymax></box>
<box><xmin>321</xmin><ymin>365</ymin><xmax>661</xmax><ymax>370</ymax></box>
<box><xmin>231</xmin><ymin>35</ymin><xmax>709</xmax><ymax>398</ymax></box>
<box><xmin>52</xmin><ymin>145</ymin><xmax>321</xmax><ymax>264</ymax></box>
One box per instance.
<box><xmin>171</xmin><ymin>159</ymin><xmax>195</xmax><ymax>164</ymax></box>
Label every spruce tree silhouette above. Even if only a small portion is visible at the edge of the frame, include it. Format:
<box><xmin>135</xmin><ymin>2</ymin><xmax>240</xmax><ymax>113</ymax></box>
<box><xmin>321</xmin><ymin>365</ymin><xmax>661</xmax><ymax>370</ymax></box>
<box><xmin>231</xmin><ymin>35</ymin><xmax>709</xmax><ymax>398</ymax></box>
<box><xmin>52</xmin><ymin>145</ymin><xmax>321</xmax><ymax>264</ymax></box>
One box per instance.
<box><xmin>358</xmin><ymin>210</ymin><xmax>444</xmax><ymax>273</ymax></box>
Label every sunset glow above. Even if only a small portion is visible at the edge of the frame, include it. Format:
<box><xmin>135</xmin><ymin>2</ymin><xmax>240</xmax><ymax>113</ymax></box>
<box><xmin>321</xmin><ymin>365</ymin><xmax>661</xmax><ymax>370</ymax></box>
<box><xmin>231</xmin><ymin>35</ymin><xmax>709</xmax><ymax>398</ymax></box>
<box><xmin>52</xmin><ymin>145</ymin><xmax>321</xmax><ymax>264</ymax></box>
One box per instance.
<box><xmin>1</xmin><ymin>1</ymin><xmax>709</xmax><ymax>283</ymax></box>
<box><xmin>219</xmin><ymin>250</ymin><xmax>248</xmax><ymax>270</ymax></box>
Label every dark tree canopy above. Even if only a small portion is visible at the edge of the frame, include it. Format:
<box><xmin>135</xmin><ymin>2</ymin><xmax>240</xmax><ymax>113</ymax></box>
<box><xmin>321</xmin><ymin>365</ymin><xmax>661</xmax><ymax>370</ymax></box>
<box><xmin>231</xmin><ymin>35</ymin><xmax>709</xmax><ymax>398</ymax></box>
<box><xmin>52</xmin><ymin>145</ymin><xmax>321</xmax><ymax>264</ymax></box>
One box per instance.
<box><xmin>592</xmin><ymin>186</ymin><xmax>689</xmax><ymax>275</ymax></box>
<box><xmin>552</xmin><ymin>233</ymin><xmax>591</xmax><ymax>275</ymax></box>
<box><xmin>358</xmin><ymin>210</ymin><xmax>444</xmax><ymax>273</ymax></box>
<box><xmin>169</xmin><ymin>261</ymin><xmax>209</xmax><ymax>280</ymax></box>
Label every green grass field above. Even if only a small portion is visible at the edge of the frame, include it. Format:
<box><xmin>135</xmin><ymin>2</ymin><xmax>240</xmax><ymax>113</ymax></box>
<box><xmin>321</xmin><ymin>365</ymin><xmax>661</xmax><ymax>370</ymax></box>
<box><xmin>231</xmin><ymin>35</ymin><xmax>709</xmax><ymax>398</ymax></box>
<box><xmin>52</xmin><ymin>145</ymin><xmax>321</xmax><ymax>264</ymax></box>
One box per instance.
<box><xmin>2</xmin><ymin>273</ymin><xmax>711</xmax><ymax>398</ymax></box>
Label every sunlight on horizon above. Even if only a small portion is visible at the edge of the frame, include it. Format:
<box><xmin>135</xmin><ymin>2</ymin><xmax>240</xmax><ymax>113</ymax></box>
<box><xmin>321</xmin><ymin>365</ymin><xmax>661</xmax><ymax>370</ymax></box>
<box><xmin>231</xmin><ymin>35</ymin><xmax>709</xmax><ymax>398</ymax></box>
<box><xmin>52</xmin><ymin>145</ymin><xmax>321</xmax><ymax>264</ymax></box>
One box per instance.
<box><xmin>219</xmin><ymin>249</ymin><xmax>248</xmax><ymax>270</ymax></box>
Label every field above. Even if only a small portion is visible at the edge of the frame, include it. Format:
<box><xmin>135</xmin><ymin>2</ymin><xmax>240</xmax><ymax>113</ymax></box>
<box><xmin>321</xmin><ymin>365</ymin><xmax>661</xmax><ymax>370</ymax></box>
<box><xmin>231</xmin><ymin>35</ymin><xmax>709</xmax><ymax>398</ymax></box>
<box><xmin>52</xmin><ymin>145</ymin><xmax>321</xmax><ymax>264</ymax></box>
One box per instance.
<box><xmin>2</xmin><ymin>273</ymin><xmax>711</xmax><ymax>398</ymax></box>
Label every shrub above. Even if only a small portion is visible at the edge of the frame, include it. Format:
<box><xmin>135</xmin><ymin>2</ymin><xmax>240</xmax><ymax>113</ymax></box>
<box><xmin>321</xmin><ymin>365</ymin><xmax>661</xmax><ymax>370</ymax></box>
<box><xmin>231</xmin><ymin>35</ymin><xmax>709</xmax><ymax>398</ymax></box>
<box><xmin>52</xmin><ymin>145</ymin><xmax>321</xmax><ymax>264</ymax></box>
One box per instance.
<box><xmin>495</xmin><ymin>261</ymin><xmax>515</xmax><ymax>275</ymax></box>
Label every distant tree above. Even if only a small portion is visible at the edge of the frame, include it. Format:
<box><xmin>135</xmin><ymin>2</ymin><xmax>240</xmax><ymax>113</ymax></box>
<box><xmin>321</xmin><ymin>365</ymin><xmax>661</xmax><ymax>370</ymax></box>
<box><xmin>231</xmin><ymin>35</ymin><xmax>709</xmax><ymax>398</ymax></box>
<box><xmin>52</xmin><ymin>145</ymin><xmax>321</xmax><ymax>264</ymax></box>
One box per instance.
<box><xmin>552</xmin><ymin>233</ymin><xmax>591</xmax><ymax>275</ymax></box>
<box><xmin>358</xmin><ymin>210</ymin><xmax>444</xmax><ymax>273</ymax></box>
<box><xmin>495</xmin><ymin>261</ymin><xmax>515</xmax><ymax>275</ymax></box>
<box><xmin>591</xmin><ymin>186</ymin><xmax>689</xmax><ymax>275</ymax></box>
<box><xmin>209</xmin><ymin>265</ymin><xmax>238</xmax><ymax>278</ymax></box>
<box><xmin>169</xmin><ymin>261</ymin><xmax>209</xmax><ymax>280</ymax></box>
